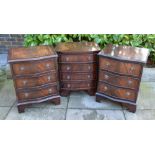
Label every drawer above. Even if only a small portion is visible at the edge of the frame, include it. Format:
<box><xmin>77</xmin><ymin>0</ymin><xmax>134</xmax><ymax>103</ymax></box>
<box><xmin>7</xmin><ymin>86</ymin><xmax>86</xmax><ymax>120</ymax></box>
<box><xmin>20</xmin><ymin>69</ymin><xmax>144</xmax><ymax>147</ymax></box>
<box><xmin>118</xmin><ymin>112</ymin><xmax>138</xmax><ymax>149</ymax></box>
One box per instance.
<box><xmin>15</xmin><ymin>72</ymin><xmax>57</xmax><ymax>89</ymax></box>
<box><xmin>17</xmin><ymin>85</ymin><xmax>58</xmax><ymax>101</ymax></box>
<box><xmin>12</xmin><ymin>59</ymin><xmax>57</xmax><ymax>76</ymax></box>
<box><xmin>60</xmin><ymin>63</ymin><xmax>96</xmax><ymax>72</ymax></box>
<box><xmin>99</xmin><ymin>57</ymin><xmax>142</xmax><ymax>77</ymax></box>
<box><xmin>60</xmin><ymin>54</ymin><xmax>95</xmax><ymax>63</ymax></box>
<box><xmin>61</xmin><ymin>81</ymin><xmax>95</xmax><ymax>90</ymax></box>
<box><xmin>97</xmin><ymin>82</ymin><xmax>137</xmax><ymax>101</ymax></box>
<box><xmin>60</xmin><ymin>72</ymin><xmax>96</xmax><ymax>81</ymax></box>
<box><xmin>99</xmin><ymin>71</ymin><xmax>139</xmax><ymax>90</ymax></box>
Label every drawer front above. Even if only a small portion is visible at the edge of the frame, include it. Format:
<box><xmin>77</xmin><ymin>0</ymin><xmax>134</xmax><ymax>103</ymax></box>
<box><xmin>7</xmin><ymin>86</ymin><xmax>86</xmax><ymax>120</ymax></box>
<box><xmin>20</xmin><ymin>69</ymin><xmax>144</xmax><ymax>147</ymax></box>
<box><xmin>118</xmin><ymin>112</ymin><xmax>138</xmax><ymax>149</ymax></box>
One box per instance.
<box><xmin>99</xmin><ymin>71</ymin><xmax>139</xmax><ymax>89</ymax></box>
<box><xmin>12</xmin><ymin>60</ymin><xmax>56</xmax><ymax>75</ymax></box>
<box><xmin>61</xmin><ymin>81</ymin><xmax>95</xmax><ymax>90</ymax></box>
<box><xmin>60</xmin><ymin>63</ymin><xmax>96</xmax><ymax>72</ymax></box>
<box><xmin>99</xmin><ymin>57</ymin><xmax>142</xmax><ymax>77</ymax></box>
<box><xmin>60</xmin><ymin>54</ymin><xmax>95</xmax><ymax>63</ymax></box>
<box><xmin>60</xmin><ymin>72</ymin><xmax>96</xmax><ymax>81</ymax></box>
<box><xmin>15</xmin><ymin>72</ymin><xmax>57</xmax><ymax>89</ymax></box>
<box><xmin>97</xmin><ymin>82</ymin><xmax>137</xmax><ymax>101</ymax></box>
<box><xmin>17</xmin><ymin>85</ymin><xmax>58</xmax><ymax>101</ymax></box>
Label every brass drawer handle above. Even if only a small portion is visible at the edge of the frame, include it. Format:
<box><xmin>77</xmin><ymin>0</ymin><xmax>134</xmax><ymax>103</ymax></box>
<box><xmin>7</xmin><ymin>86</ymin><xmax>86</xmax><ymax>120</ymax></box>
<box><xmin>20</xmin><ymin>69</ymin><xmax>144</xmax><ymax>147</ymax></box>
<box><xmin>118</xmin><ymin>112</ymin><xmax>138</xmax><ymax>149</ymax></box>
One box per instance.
<box><xmin>106</xmin><ymin>62</ymin><xmax>110</xmax><ymax>67</ymax></box>
<box><xmin>66</xmin><ymin>66</ymin><xmax>71</xmax><ymax>70</ymax></box>
<box><xmin>24</xmin><ymin>93</ymin><xmax>29</xmax><ymax>98</ymax></box>
<box><xmin>126</xmin><ymin>92</ymin><xmax>131</xmax><ymax>96</ymax></box>
<box><xmin>20</xmin><ymin>66</ymin><xmax>25</xmax><ymax>71</ymax></box>
<box><xmin>88</xmin><ymin>75</ymin><xmax>91</xmax><ymax>79</ymax></box>
<box><xmin>67</xmin><ymin>84</ymin><xmax>71</xmax><ymax>88</ymax></box>
<box><xmin>104</xmin><ymin>86</ymin><xmax>108</xmax><ymax>91</ymax></box>
<box><xmin>23</xmin><ymin>80</ymin><xmax>27</xmax><ymax>86</ymax></box>
<box><xmin>88</xmin><ymin>56</ymin><xmax>92</xmax><ymax>61</ymax></box>
<box><xmin>130</xmin><ymin>66</ymin><xmax>135</xmax><ymax>72</ymax></box>
<box><xmin>67</xmin><ymin>75</ymin><xmax>70</xmax><ymax>80</ymax></box>
<box><xmin>88</xmin><ymin>83</ymin><xmax>90</xmax><ymax>87</ymax></box>
<box><xmin>47</xmin><ymin>76</ymin><xmax>51</xmax><ymax>81</ymax></box>
<box><xmin>88</xmin><ymin>66</ymin><xmax>91</xmax><ymax>70</ymax></box>
<box><xmin>66</xmin><ymin>57</ymin><xmax>69</xmax><ymax>61</ymax></box>
<box><xmin>128</xmin><ymin>80</ymin><xmax>133</xmax><ymax>85</ymax></box>
<box><xmin>104</xmin><ymin>75</ymin><xmax>109</xmax><ymax>80</ymax></box>
<box><xmin>46</xmin><ymin>63</ymin><xmax>50</xmax><ymax>68</ymax></box>
<box><xmin>48</xmin><ymin>88</ymin><xmax>52</xmax><ymax>93</ymax></box>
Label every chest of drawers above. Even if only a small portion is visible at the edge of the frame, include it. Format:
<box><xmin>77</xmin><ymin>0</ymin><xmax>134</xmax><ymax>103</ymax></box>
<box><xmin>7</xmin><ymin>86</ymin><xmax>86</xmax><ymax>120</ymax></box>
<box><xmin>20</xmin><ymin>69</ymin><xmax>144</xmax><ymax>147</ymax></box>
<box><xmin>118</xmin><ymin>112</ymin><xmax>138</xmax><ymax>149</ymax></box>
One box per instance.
<box><xmin>96</xmin><ymin>45</ymin><xmax>149</xmax><ymax>112</ymax></box>
<box><xmin>8</xmin><ymin>45</ymin><xmax>60</xmax><ymax>113</ymax></box>
<box><xmin>55</xmin><ymin>42</ymin><xmax>100</xmax><ymax>96</ymax></box>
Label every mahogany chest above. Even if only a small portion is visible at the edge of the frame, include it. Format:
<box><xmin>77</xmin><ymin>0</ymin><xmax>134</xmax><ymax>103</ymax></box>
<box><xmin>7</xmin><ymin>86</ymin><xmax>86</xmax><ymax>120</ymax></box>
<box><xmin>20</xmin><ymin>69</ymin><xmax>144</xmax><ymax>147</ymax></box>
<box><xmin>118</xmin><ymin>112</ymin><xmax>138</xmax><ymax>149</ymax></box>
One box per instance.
<box><xmin>8</xmin><ymin>45</ymin><xmax>60</xmax><ymax>113</ymax></box>
<box><xmin>55</xmin><ymin>42</ymin><xmax>101</xmax><ymax>96</ymax></box>
<box><xmin>96</xmin><ymin>45</ymin><xmax>149</xmax><ymax>112</ymax></box>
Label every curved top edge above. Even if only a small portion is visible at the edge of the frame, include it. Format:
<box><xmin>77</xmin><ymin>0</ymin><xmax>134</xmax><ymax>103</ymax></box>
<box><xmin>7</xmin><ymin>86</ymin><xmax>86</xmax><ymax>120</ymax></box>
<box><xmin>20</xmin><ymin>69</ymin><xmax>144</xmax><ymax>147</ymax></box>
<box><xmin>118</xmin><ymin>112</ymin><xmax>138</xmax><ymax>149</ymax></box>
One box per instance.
<box><xmin>55</xmin><ymin>42</ymin><xmax>101</xmax><ymax>52</ymax></box>
<box><xmin>99</xmin><ymin>44</ymin><xmax>150</xmax><ymax>63</ymax></box>
<box><xmin>8</xmin><ymin>45</ymin><xmax>56</xmax><ymax>62</ymax></box>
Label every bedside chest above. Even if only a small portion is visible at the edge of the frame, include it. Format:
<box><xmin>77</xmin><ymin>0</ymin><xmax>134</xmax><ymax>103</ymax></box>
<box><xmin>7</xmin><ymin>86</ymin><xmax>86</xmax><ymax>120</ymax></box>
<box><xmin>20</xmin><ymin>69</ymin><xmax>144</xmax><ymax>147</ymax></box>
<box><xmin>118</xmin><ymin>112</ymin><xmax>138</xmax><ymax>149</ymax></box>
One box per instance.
<box><xmin>55</xmin><ymin>42</ymin><xmax>101</xmax><ymax>96</ymax></box>
<box><xmin>8</xmin><ymin>45</ymin><xmax>60</xmax><ymax>113</ymax></box>
<box><xmin>96</xmin><ymin>45</ymin><xmax>149</xmax><ymax>112</ymax></box>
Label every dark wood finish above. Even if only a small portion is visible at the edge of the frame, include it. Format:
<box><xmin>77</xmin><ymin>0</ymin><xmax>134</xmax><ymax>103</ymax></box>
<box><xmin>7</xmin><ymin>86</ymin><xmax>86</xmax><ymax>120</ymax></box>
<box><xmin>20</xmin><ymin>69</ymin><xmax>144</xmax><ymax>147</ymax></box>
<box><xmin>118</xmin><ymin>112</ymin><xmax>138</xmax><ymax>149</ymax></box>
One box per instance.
<box><xmin>8</xmin><ymin>45</ymin><xmax>60</xmax><ymax>113</ymax></box>
<box><xmin>12</xmin><ymin>60</ymin><xmax>56</xmax><ymax>75</ymax></box>
<box><xmin>96</xmin><ymin>45</ymin><xmax>150</xmax><ymax>113</ymax></box>
<box><xmin>99</xmin><ymin>70</ymin><xmax>139</xmax><ymax>90</ymax></box>
<box><xmin>14</xmin><ymin>71</ymin><xmax>57</xmax><ymax>89</ymax></box>
<box><xmin>99</xmin><ymin>57</ymin><xmax>142</xmax><ymax>77</ymax></box>
<box><xmin>56</xmin><ymin>42</ymin><xmax>100</xmax><ymax>96</ymax></box>
<box><xmin>60</xmin><ymin>63</ymin><xmax>96</xmax><ymax>72</ymax></box>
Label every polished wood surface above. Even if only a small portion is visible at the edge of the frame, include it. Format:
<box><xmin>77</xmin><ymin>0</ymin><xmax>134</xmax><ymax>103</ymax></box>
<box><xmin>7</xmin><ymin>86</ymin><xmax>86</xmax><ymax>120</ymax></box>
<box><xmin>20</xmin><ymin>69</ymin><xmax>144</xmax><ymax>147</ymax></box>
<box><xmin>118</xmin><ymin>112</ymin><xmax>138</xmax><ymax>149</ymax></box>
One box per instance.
<box><xmin>8</xmin><ymin>45</ymin><xmax>60</xmax><ymax>113</ymax></box>
<box><xmin>12</xmin><ymin>60</ymin><xmax>56</xmax><ymax>76</ymax></box>
<box><xmin>8</xmin><ymin>45</ymin><xmax>56</xmax><ymax>62</ymax></box>
<box><xmin>99</xmin><ymin>70</ymin><xmax>139</xmax><ymax>90</ymax></box>
<box><xmin>17</xmin><ymin>85</ymin><xmax>58</xmax><ymax>101</ymax></box>
<box><xmin>60</xmin><ymin>54</ymin><xmax>95</xmax><ymax>63</ymax></box>
<box><xmin>55</xmin><ymin>42</ymin><xmax>100</xmax><ymax>53</ymax></box>
<box><xmin>99</xmin><ymin>44</ymin><xmax>150</xmax><ymax>63</ymax></box>
<box><xmin>56</xmin><ymin>42</ymin><xmax>100</xmax><ymax>96</ymax></box>
<box><xmin>96</xmin><ymin>45</ymin><xmax>149</xmax><ymax>113</ymax></box>
<box><xmin>97</xmin><ymin>82</ymin><xmax>137</xmax><ymax>101</ymax></box>
<box><xmin>60</xmin><ymin>63</ymin><xmax>97</xmax><ymax>72</ymax></box>
<box><xmin>15</xmin><ymin>71</ymin><xmax>57</xmax><ymax>89</ymax></box>
<box><xmin>99</xmin><ymin>57</ymin><xmax>142</xmax><ymax>77</ymax></box>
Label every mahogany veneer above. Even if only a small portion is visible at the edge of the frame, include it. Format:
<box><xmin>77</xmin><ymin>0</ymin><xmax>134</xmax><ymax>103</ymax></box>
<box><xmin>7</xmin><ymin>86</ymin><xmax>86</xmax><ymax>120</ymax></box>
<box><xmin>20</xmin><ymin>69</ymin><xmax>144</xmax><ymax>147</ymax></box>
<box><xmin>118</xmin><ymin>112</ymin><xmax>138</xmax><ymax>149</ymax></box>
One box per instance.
<box><xmin>55</xmin><ymin>42</ymin><xmax>101</xmax><ymax>96</ymax></box>
<box><xmin>96</xmin><ymin>44</ymin><xmax>149</xmax><ymax>112</ymax></box>
<box><xmin>8</xmin><ymin>45</ymin><xmax>60</xmax><ymax>113</ymax></box>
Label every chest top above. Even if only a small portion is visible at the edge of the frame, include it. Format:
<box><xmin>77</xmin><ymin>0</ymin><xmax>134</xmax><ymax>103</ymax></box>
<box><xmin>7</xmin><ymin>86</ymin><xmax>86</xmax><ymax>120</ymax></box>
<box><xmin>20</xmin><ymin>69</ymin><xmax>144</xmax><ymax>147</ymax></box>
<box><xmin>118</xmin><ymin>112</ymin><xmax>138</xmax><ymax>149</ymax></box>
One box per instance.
<box><xmin>8</xmin><ymin>45</ymin><xmax>57</xmax><ymax>63</ymax></box>
<box><xmin>99</xmin><ymin>44</ymin><xmax>150</xmax><ymax>64</ymax></box>
<box><xmin>55</xmin><ymin>42</ymin><xmax>100</xmax><ymax>53</ymax></box>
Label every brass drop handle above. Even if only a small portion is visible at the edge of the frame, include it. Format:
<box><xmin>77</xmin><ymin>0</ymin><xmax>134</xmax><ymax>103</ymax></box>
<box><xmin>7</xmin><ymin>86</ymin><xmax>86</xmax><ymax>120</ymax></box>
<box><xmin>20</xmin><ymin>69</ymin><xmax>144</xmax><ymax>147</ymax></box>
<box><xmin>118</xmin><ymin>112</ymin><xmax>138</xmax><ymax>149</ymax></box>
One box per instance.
<box><xmin>46</xmin><ymin>63</ymin><xmax>50</xmax><ymax>68</ymax></box>
<box><xmin>20</xmin><ymin>66</ymin><xmax>25</xmax><ymax>71</ymax></box>
<box><xmin>88</xmin><ymin>56</ymin><xmax>91</xmax><ymax>61</ymax></box>
<box><xmin>126</xmin><ymin>92</ymin><xmax>131</xmax><ymax>96</ymax></box>
<box><xmin>48</xmin><ymin>89</ymin><xmax>52</xmax><ymax>93</ymax></box>
<box><xmin>104</xmin><ymin>86</ymin><xmax>108</xmax><ymax>91</ymax></box>
<box><xmin>67</xmin><ymin>75</ymin><xmax>70</xmax><ymax>79</ymax></box>
<box><xmin>88</xmin><ymin>65</ymin><xmax>91</xmax><ymax>70</ymax></box>
<box><xmin>66</xmin><ymin>57</ymin><xmax>69</xmax><ymax>61</ymax></box>
<box><xmin>128</xmin><ymin>80</ymin><xmax>132</xmax><ymax>85</ymax></box>
<box><xmin>67</xmin><ymin>66</ymin><xmax>71</xmax><ymax>70</ymax></box>
<box><xmin>104</xmin><ymin>75</ymin><xmax>109</xmax><ymax>80</ymax></box>
<box><xmin>23</xmin><ymin>80</ymin><xmax>27</xmax><ymax>86</ymax></box>
<box><xmin>106</xmin><ymin>62</ymin><xmax>110</xmax><ymax>67</ymax></box>
<box><xmin>47</xmin><ymin>76</ymin><xmax>51</xmax><ymax>81</ymax></box>
<box><xmin>67</xmin><ymin>84</ymin><xmax>71</xmax><ymax>88</ymax></box>
<box><xmin>88</xmin><ymin>83</ymin><xmax>90</xmax><ymax>87</ymax></box>
<box><xmin>24</xmin><ymin>93</ymin><xmax>29</xmax><ymax>98</ymax></box>
<box><xmin>130</xmin><ymin>66</ymin><xmax>135</xmax><ymax>72</ymax></box>
<box><xmin>88</xmin><ymin>75</ymin><xmax>91</xmax><ymax>79</ymax></box>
